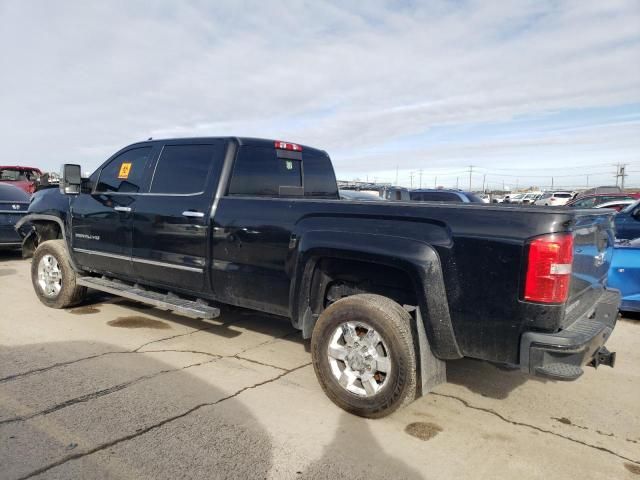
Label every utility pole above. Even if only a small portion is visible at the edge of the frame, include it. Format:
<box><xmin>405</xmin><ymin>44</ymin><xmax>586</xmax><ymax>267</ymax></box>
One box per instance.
<box><xmin>434</xmin><ymin>176</ymin><xmax>437</xmax><ymax>188</ymax></box>
<box><xmin>395</xmin><ymin>165</ymin><xmax>399</xmax><ymax>186</ymax></box>
<box><xmin>551</xmin><ymin>176</ymin><xmax>554</xmax><ymax>190</ymax></box>
<box><xmin>456</xmin><ymin>177</ymin><xmax>459</xmax><ymax>189</ymax></box>
<box><xmin>586</xmin><ymin>175</ymin><xmax>589</xmax><ymax>188</ymax></box>
<box><xmin>482</xmin><ymin>174</ymin><xmax>486</xmax><ymax>193</ymax></box>
<box><xmin>419</xmin><ymin>169</ymin><xmax>423</xmax><ymax>188</ymax></box>
<box><xmin>621</xmin><ymin>164</ymin><xmax>627</xmax><ymax>190</ymax></box>
<box><xmin>468</xmin><ymin>165</ymin><xmax>474</xmax><ymax>191</ymax></box>
<box><xmin>409</xmin><ymin>171</ymin><xmax>414</xmax><ymax>188</ymax></box>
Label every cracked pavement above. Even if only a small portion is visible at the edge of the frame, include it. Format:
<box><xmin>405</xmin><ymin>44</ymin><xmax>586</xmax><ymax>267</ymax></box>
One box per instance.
<box><xmin>1</xmin><ymin>252</ymin><xmax>639</xmax><ymax>479</ymax></box>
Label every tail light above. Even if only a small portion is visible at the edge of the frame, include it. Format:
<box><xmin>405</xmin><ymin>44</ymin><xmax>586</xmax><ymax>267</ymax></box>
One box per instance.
<box><xmin>524</xmin><ymin>233</ymin><xmax>573</xmax><ymax>303</ymax></box>
<box><xmin>549</xmin><ymin>197</ymin><xmax>556</xmax><ymax>202</ymax></box>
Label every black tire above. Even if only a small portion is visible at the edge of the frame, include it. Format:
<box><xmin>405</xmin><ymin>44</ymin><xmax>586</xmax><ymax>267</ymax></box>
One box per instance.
<box><xmin>31</xmin><ymin>239</ymin><xmax>87</xmax><ymax>308</ymax></box>
<box><xmin>311</xmin><ymin>294</ymin><xmax>417</xmax><ymax>418</ymax></box>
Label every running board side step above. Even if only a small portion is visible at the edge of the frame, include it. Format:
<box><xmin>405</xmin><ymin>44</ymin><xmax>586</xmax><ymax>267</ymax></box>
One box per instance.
<box><xmin>76</xmin><ymin>276</ymin><xmax>220</xmax><ymax>319</ymax></box>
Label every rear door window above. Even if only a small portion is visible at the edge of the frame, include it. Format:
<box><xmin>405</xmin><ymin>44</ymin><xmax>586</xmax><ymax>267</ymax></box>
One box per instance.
<box><xmin>150</xmin><ymin>144</ymin><xmax>224</xmax><ymax>194</ymax></box>
<box><xmin>228</xmin><ymin>146</ymin><xmax>302</xmax><ymax>197</ymax></box>
<box><xmin>95</xmin><ymin>147</ymin><xmax>152</xmax><ymax>193</ymax></box>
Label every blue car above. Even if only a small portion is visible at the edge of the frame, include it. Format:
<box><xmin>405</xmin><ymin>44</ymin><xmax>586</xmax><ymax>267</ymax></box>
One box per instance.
<box><xmin>0</xmin><ymin>183</ymin><xmax>30</xmax><ymax>249</ymax></box>
<box><xmin>608</xmin><ymin>238</ymin><xmax>640</xmax><ymax>312</ymax></box>
<box><xmin>614</xmin><ymin>199</ymin><xmax>640</xmax><ymax>240</ymax></box>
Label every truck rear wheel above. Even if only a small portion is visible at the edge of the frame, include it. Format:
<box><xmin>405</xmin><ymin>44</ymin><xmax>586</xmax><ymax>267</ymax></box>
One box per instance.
<box><xmin>311</xmin><ymin>294</ymin><xmax>417</xmax><ymax>418</ymax></box>
<box><xmin>31</xmin><ymin>240</ymin><xmax>87</xmax><ymax>309</ymax></box>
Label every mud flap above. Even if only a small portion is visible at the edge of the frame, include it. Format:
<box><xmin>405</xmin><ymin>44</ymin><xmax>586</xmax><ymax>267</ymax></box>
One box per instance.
<box><xmin>413</xmin><ymin>306</ymin><xmax>446</xmax><ymax>396</ymax></box>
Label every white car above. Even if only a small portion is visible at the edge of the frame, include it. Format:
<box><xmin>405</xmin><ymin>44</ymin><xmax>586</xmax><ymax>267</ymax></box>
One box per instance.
<box><xmin>534</xmin><ymin>191</ymin><xmax>573</xmax><ymax>206</ymax></box>
<box><xmin>521</xmin><ymin>192</ymin><xmax>543</xmax><ymax>205</ymax></box>
<box><xmin>505</xmin><ymin>193</ymin><xmax>525</xmax><ymax>204</ymax></box>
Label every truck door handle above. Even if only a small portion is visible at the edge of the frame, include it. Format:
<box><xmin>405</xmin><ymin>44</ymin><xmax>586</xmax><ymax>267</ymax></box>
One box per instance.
<box><xmin>182</xmin><ymin>211</ymin><xmax>205</xmax><ymax>218</ymax></box>
<box><xmin>113</xmin><ymin>206</ymin><xmax>132</xmax><ymax>212</ymax></box>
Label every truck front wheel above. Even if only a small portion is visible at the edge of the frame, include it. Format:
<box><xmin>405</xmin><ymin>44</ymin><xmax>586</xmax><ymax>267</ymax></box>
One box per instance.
<box><xmin>31</xmin><ymin>240</ymin><xmax>87</xmax><ymax>309</ymax></box>
<box><xmin>311</xmin><ymin>294</ymin><xmax>417</xmax><ymax>418</ymax></box>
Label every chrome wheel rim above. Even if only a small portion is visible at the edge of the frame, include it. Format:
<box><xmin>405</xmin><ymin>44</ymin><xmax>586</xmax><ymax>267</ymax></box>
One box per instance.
<box><xmin>37</xmin><ymin>254</ymin><xmax>62</xmax><ymax>297</ymax></box>
<box><xmin>327</xmin><ymin>321</ymin><xmax>391</xmax><ymax>397</ymax></box>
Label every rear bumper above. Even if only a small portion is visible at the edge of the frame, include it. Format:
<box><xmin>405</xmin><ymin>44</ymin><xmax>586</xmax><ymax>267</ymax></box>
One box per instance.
<box><xmin>519</xmin><ymin>289</ymin><xmax>620</xmax><ymax>380</ymax></box>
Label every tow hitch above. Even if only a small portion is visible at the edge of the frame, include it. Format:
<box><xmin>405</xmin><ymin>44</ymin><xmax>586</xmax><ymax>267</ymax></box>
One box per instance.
<box><xmin>589</xmin><ymin>346</ymin><xmax>616</xmax><ymax>369</ymax></box>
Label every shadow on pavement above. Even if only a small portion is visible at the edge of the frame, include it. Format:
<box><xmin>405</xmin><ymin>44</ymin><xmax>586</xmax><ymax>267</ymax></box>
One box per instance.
<box><xmin>300</xmin><ymin>411</ymin><xmax>423</xmax><ymax>480</ymax></box>
<box><xmin>0</xmin><ymin>340</ymin><xmax>274</xmax><ymax>480</ymax></box>
<box><xmin>445</xmin><ymin>357</ymin><xmax>548</xmax><ymax>400</ymax></box>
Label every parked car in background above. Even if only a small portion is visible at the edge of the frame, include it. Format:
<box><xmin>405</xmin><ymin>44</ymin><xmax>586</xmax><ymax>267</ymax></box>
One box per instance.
<box><xmin>521</xmin><ymin>192</ymin><xmax>542</xmax><ymax>205</ymax></box>
<box><xmin>339</xmin><ymin>189</ymin><xmax>383</xmax><ymax>201</ymax></box>
<box><xmin>608</xmin><ymin>238</ymin><xmax>640</xmax><ymax>312</ymax></box>
<box><xmin>614</xmin><ymin>200</ymin><xmax>640</xmax><ymax>240</ymax></box>
<box><xmin>594</xmin><ymin>199</ymin><xmax>635</xmax><ymax>212</ymax></box>
<box><xmin>566</xmin><ymin>193</ymin><xmax>636</xmax><ymax>209</ymax></box>
<box><xmin>477</xmin><ymin>194</ymin><xmax>491</xmax><ymax>203</ymax></box>
<box><xmin>504</xmin><ymin>193</ymin><xmax>526</xmax><ymax>204</ymax></box>
<box><xmin>0</xmin><ymin>183</ymin><xmax>30</xmax><ymax>249</ymax></box>
<box><xmin>534</xmin><ymin>191</ymin><xmax>572</xmax><ymax>206</ymax></box>
<box><xmin>409</xmin><ymin>189</ymin><xmax>484</xmax><ymax>203</ymax></box>
<box><xmin>491</xmin><ymin>195</ymin><xmax>505</xmax><ymax>203</ymax></box>
<box><xmin>0</xmin><ymin>166</ymin><xmax>42</xmax><ymax>195</ymax></box>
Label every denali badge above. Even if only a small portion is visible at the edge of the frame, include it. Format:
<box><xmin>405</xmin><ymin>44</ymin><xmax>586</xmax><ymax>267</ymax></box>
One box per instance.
<box><xmin>594</xmin><ymin>252</ymin><xmax>605</xmax><ymax>267</ymax></box>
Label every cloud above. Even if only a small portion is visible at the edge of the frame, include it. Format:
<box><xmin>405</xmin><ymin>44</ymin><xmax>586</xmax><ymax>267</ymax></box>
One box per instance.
<box><xmin>0</xmin><ymin>0</ymin><xmax>638</xmax><ymax>186</ymax></box>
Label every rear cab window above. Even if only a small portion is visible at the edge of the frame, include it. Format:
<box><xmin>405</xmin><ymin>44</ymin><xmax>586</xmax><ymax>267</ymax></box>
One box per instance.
<box><xmin>227</xmin><ymin>144</ymin><xmax>338</xmax><ymax>199</ymax></box>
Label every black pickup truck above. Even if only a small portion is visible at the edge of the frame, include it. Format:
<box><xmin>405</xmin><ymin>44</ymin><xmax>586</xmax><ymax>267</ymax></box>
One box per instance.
<box><xmin>17</xmin><ymin>137</ymin><xmax>619</xmax><ymax>418</ymax></box>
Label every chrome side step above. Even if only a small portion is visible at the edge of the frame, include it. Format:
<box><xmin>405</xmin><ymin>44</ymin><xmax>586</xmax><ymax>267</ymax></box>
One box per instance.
<box><xmin>76</xmin><ymin>276</ymin><xmax>220</xmax><ymax>319</ymax></box>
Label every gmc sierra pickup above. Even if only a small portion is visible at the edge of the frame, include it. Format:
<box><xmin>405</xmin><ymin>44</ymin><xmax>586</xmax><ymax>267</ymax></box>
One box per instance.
<box><xmin>17</xmin><ymin>137</ymin><xmax>619</xmax><ymax>418</ymax></box>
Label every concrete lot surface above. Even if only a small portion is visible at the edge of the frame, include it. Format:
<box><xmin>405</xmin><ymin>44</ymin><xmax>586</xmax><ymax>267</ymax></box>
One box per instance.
<box><xmin>1</xmin><ymin>251</ymin><xmax>639</xmax><ymax>479</ymax></box>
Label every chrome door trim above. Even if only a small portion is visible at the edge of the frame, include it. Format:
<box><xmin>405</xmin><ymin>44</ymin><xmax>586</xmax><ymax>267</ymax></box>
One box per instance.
<box><xmin>73</xmin><ymin>248</ymin><xmax>203</xmax><ymax>273</ymax></box>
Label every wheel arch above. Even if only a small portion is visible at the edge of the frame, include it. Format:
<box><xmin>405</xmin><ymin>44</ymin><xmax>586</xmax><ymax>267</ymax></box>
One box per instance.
<box><xmin>15</xmin><ymin>214</ymin><xmax>78</xmax><ymax>269</ymax></box>
<box><xmin>290</xmin><ymin>230</ymin><xmax>462</xmax><ymax>360</ymax></box>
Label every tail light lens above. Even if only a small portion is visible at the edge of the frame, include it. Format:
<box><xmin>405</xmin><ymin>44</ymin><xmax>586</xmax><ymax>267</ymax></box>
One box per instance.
<box><xmin>524</xmin><ymin>233</ymin><xmax>573</xmax><ymax>303</ymax></box>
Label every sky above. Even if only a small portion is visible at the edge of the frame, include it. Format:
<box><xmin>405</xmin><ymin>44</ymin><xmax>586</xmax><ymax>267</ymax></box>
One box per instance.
<box><xmin>1</xmin><ymin>0</ymin><xmax>639</xmax><ymax>190</ymax></box>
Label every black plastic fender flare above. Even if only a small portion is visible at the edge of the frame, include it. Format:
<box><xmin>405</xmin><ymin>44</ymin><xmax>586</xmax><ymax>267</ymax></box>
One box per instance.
<box><xmin>291</xmin><ymin>230</ymin><xmax>463</xmax><ymax>360</ymax></box>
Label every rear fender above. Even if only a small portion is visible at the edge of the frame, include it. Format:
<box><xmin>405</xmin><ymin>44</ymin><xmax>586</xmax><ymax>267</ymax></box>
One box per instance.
<box><xmin>291</xmin><ymin>230</ymin><xmax>462</xmax><ymax>360</ymax></box>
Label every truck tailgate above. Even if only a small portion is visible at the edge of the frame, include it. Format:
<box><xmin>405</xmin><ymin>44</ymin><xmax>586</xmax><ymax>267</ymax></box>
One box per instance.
<box><xmin>564</xmin><ymin>210</ymin><xmax>616</xmax><ymax>326</ymax></box>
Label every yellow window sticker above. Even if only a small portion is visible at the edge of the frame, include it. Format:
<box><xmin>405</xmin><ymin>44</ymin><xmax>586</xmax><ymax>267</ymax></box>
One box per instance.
<box><xmin>118</xmin><ymin>162</ymin><xmax>132</xmax><ymax>179</ymax></box>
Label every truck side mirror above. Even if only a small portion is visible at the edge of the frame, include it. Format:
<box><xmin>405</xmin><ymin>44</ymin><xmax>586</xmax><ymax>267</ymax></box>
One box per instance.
<box><xmin>60</xmin><ymin>164</ymin><xmax>82</xmax><ymax>195</ymax></box>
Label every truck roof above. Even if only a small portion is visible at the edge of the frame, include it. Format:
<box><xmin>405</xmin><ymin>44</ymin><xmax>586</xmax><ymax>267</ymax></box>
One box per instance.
<box><xmin>131</xmin><ymin>137</ymin><xmax>329</xmax><ymax>157</ymax></box>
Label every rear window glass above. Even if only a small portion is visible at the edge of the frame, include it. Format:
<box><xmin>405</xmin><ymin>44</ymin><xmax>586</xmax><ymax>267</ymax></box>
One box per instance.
<box><xmin>463</xmin><ymin>192</ymin><xmax>484</xmax><ymax>203</ymax></box>
<box><xmin>411</xmin><ymin>191</ymin><xmax>462</xmax><ymax>202</ymax></box>
<box><xmin>228</xmin><ymin>146</ymin><xmax>302</xmax><ymax>197</ymax></box>
<box><xmin>303</xmin><ymin>152</ymin><xmax>338</xmax><ymax>198</ymax></box>
<box><xmin>0</xmin><ymin>168</ymin><xmax>40</xmax><ymax>182</ymax></box>
<box><xmin>151</xmin><ymin>144</ymin><xmax>223</xmax><ymax>194</ymax></box>
<box><xmin>554</xmin><ymin>193</ymin><xmax>572</xmax><ymax>198</ymax></box>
